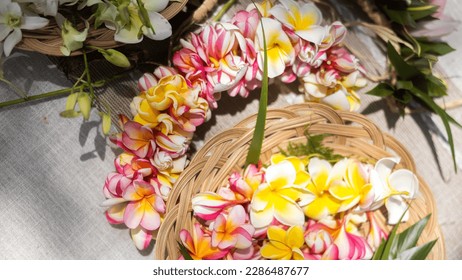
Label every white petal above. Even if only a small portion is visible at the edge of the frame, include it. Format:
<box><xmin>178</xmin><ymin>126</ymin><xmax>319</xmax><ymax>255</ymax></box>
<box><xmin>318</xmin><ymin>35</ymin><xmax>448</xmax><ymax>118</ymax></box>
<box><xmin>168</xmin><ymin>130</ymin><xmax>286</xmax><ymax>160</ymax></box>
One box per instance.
<box><xmin>143</xmin><ymin>0</ymin><xmax>169</xmax><ymax>12</ymax></box>
<box><xmin>214</xmin><ymin>65</ymin><xmax>248</xmax><ymax>93</ymax></box>
<box><xmin>295</xmin><ymin>26</ymin><xmax>327</xmax><ymax>45</ymax></box>
<box><xmin>0</xmin><ymin>24</ymin><xmax>12</xmax><ymax>41</ymax></box>
<box><xmin>21</xmin><ymin>16</ymin><xmax>49</xmax><ymax>30</ymax></box>
<box><xmin>389</xmin><ymin>169</ymin><xmax>419</xmax><ymax>199</ymax></box>
<box><xmin>250</xmin><ymin>206</ymin><xmax>274</xmax><ymax>229</ymax></box>
<box><xmin>266</xmin><ymin>160</ymin><xmax>296</xmax><ymax>187</ymax></box>
<box><xmin>7</xmin><ymin>3</ymin><xmax>22</xmax><ymax>18</ymax></box>
<box><xmin>321</xmin><ymin>89</ymin><xmax>351</xmax><ymax>111</ymax></box>
<box><xmin>369</xmin><ymin>169</ymin><xmax>388</xmax><ymax>205</ymax></box>
<box><xmin>375</xmin><ymin>157</ymin><xmax>400</xmax><ymax>182</ymax></box>
<box><xmin>130</xmin><ymin>226</ymin><xmax>152</xmax><ymax>250</ymax></box>
<box><xmin>101</xmin><ymin>197</ymin><xmax>127</xmax><ymax>207</ymax></box>
<box><xmin>3</xmin><ymin>28</ymin><xmax>21</xmax><ymax>56</ymax></box>
<box><xmin>143</xmin><ymin>12</ymin><xmax>172</xmax><ymax>41</ymax></box>
<box><xmin>385</xmin><ymin>196</ymin><xmax>409</xmax><ymax>225</ymax></box>
<box><xmin>308</xmin><ymin>157</ymin><xmax>332</xmax><ymax>177</ymax></box>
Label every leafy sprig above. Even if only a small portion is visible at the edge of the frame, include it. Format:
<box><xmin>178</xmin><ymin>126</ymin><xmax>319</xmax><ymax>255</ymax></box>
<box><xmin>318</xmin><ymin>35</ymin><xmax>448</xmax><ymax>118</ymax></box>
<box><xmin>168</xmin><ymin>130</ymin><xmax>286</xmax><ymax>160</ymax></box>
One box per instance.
<box><xmin>279</xmin><ymin>131</ymin><xmax>343</xmax><ymax>163</ymax></box>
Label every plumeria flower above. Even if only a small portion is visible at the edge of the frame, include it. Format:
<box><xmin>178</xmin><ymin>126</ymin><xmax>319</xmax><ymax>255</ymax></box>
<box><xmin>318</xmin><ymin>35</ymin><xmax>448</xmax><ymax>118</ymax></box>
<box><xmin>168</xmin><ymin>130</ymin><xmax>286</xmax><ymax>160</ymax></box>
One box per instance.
<box><xmin>270</xmin><ymin>0</ymin><xmax>326</xmax><ymax>45</ymax></box>
<box><xmin>261</xmin><ymin>225</ymin><xmax>305</xmax><ymax>260</ymax></box>
<box><xmin>0</xmin><ymin>0</ymin><xmax>49</xmax><ymax>56</ymax></box>
<box><xmin>229</xmin><ymin>164</ymin><xmax>264</xmax><ymax>200</ymax></box>
<box><xmin>334</xmin><ymin>216</ymin><xmax>373</xmax><ymax>260</ymax></box>
<box><xmin>210</xmin><ymin>205</ymin><xmax>255</xmax><ymax>250</ymax></box>
<box><xmin>366</xmin><ymin>212</ymin><xmax>388</xmax><ymax>251</ymax></box>
<box><xmin>250</xmin><ymin>160</ymin><xmax>313</xmax><ymax>228</ymax></box>
<box><xmin>255</xmin><ymin>17</ymin><xmax>295</xmax><ymax>78</ymax></box>
<box><xmin>110</xmin><ymin>116</ymin><xmax>156</xmax><ymax>158</ymax></box>
<box><xmin>179</xmin><ymin>223</ymin><xmax>229</xmax><ymax>260</ymax></box>
<box><xmin>305</xmin><ymin>225</ymin><xmax>334</xmax><ymax>255</ymax></box>
<box><xmin>329</xmin><ymin>159</ymin><xmax>374</xmax><ymax>212</ymax></box>
<box><xmin>192</xmin><ymin>188</ymin><xmax>244</xmax><ymax>221</ymax></box>
<box><xmin>369</xmin><ymin>157</ymin><xmax>419</xmax><ymax>225</ymax></box>
<box><xmin>303</xmin><ymin>158</ymin><xmax>344</xmax><ymax>220</ymax></box>
<box><xmin>122</xmin><ymin>179</ymin><xmax>165</xmax><ymax>231</ymax></box>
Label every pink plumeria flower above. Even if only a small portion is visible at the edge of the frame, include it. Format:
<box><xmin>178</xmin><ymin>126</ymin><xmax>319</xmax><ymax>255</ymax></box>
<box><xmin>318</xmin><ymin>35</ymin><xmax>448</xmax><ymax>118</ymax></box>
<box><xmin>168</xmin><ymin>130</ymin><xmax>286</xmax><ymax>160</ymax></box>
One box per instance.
<box><xmin>369</xmin><ymin>157</ymin><xmax>419</xmax><ymax>225</ymax></box>
<box><xmin>334</xmin><ymin>217</ymin><xmax>373</xmax><ymax>260</ymax></box>
<box><xmin>229</xmin><ymin>164</ymin><xmax>264</xmax><ymax>200</ymax></box>
<box><xmin>270</xmin><ymin>0</ymin><xmax>326</xmax><ymax>45</ymax></box>
<box><xmin>155</xmin><ymin>131</ymin><xmax>189</xmax><ymax>157</ymax></box>
<box><xmin>130</xmin><ymin>225</ymin><xmax>153</xmax><ymax>251</ymax></box>
<box><xmin>255</xmin><ymin>17</ymin><xmax>295</xmax><ymax>79</ymax></box>
<box><xmin>192</xmin><ymin>188</ymin><xmax>244</xmax><ymax>221</ymax></box>
<box><xmin>305</xmin><ymin>226</ymin><xmax>334</xmax><ymax>255</ymax></box>
<box><xmin>231</xmin><ymin>9</ymin><xmax>259</xmax><ymax>40</ymax></box>
<box><xmin>179</xmin><ymin>223</ymin><xmax>229</xmax><ymax>260</ymax></box>
<box><xmin>122</xmin><ymin>179</ymin><xmax>166</xmax><ymax>231</ymax></box>
<box><xmin>210</xmin><ymin>205</ymin><xmax>255</xmax><ymax>250</ymax></box>
<box><xmin>111</xmin><ymin>116</ymin><xmax>156</xmax><ymax>158</ymax></box>
<box><xmin>366</xmin><ymin>212</ymin><xmax>388</xmax><ymax>251</ymax></box>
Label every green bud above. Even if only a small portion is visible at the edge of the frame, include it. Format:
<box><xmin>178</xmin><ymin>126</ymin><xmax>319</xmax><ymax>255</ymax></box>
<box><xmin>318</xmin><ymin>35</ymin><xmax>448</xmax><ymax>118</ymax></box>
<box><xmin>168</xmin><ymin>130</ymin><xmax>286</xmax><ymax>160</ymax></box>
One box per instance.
<box><xmin>59</xmin><ymin>110</ymin><xmax>82</xmax><ymax>118</ymax></box>
<box><xmin>99</xmin><ymin>49</ymin><xmax>131</xmax><ymax>68</ymax></box>
<box><xmin>65</xmin><ymin>92</ymin><xmax>79</xmax><ymax>111</ymax></box>
<box><xmin>101</xmin><ymin>112</ymin><xmax>112</xmax><ymax>135</ymax></box>
<box><xmin>77</xmin><ymin>92</ymin><xmax>92</xmax><ymax>121</ymax></box>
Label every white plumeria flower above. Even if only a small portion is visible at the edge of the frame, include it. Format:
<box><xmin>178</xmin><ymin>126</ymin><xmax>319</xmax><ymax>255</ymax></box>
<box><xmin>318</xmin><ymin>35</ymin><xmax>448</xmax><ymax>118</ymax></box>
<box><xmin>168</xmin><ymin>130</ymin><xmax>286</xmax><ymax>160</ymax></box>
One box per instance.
<box><xmin>369</xmin><ymin>157</ymin><xmax>419</xmax><ymax>225</ymax></box>
<box><xmin>0</xmin><ymin>0</ymin><xmax>49</xmax><ymax>56</ymax></box>
<box><xmin>270</xmin><ymin>0</ymin><xmax>327</xmax><ymax>45</ymax></box>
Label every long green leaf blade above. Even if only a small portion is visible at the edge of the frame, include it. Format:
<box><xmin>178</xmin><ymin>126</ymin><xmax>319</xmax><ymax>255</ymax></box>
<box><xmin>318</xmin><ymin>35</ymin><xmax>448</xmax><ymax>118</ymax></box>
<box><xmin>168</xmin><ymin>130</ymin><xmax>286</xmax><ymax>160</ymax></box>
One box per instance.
<box><xmin>397</xmin><ymin>239</ymin><xmax>437</xmax><ymax>260</ymax></box>
<box><xmin>245</xmin><ymin>8</ymin><xmax>268</xmax><ymax>165</ymax></box>
<box><xmin>390</xmin><ymin>214</ymin><xmax>431</xmax><ymax>258</ymax></box>
<box><xmin>387</xmin><ymin>42</ymin><xmax>421</xmax><ymax>80</ymax></box>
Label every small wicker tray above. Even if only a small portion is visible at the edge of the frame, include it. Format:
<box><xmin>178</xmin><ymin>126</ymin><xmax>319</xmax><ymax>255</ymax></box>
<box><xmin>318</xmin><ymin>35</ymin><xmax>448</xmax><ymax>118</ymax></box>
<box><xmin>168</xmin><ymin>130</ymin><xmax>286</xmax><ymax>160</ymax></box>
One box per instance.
<box><xmin>15</xmin><ymin>0</ymin><xmax>189</xmax><ymax>56</ymax></box>
<box><xmin>155</xmin><ymin>102</ymin><xmax>445</xmax><ymax>260</ymax></box>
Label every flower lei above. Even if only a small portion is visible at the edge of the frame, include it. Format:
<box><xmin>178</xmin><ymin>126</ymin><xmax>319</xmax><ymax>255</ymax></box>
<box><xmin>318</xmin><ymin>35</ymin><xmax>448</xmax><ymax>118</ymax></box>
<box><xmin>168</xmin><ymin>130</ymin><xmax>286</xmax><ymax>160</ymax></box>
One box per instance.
<box><xmin>101</xmin><ymin>0</ymin><xmax>371</xmax><ymax>251</ymax></box>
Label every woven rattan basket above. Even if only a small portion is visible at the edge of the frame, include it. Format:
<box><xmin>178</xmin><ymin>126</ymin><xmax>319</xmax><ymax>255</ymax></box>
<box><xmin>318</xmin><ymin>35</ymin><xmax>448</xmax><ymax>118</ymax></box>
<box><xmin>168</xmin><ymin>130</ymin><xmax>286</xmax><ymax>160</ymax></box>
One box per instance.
<box><xmin>155</xmin><ymin>102</ymin><xmax>445</xmax><ymax>260</ymax></box>
<box><xmin>15</xmin><ymin>0</ymin><xmax>189</xmax><ymax>56</ymax></box>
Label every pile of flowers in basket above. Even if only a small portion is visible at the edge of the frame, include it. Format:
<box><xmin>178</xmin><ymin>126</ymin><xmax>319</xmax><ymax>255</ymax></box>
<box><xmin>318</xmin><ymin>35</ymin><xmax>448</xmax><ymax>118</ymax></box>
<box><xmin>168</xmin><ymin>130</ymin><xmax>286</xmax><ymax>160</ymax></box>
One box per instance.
<box><xmin>101</xmin><ymin>0</ymin><xmax>368</xmax><ymax>251</ymax></box>
<box><xmin>180</xmin><ymin>154</ymin><xmax>418</xmax><ymax>260</ymax></box>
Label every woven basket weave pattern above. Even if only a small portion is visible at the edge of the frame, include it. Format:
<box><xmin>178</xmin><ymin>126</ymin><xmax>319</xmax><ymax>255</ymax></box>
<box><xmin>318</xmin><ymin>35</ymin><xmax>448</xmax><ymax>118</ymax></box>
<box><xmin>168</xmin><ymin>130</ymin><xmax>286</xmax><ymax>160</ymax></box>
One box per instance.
<box><xmin>154</xmin><ymin>102</ymin><xmax>445</xmax><ymax>260</ymax></box>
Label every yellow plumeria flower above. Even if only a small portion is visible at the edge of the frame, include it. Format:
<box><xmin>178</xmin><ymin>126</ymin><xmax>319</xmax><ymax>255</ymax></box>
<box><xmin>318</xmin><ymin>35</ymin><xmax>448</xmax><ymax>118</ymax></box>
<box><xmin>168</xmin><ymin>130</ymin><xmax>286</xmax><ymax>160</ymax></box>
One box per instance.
<box><xmin>261</xmin><ymin>225</ymin><xmax>305</xmax><ymax>260</ymax></box>
<box><xmin>303</xmin><ymin>158</ymin><xmax>343</xmax><ymax>220</ymax></box>
<box><xmin>250</xmin><ymin>160</ymin><xmax>313</xmax><ymax>228</ymax></box>
<box><xmin>329</xmin><ymin>159</ymin><xmax>374</xmax><ymax>212</ymax></box>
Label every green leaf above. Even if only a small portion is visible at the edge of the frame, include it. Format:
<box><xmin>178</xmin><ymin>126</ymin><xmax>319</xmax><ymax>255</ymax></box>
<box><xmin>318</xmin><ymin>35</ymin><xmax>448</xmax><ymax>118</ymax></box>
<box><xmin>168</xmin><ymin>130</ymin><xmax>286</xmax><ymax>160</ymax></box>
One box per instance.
<box><xmin>411</xmin><ymin>87</ymin><xmax>460</xmax><ymax>171</ymax></box>
<box><xmin>279</xmin><ymin>132</ymin><xmax>342</xmax><ymax>162</ymax></box>
<box><xmin>59</xmin><ymin>110</ymin><xmax>82</xmax><ymax>118</ymax></box>
<box><xmin>390</xmin><ymin>214</ymin><xmax>431</xmax><ymax>258</ymax></box>
<box><xmin>383</xmin><ymin>7</ymin><xmax>416</xmax><ymax>26</ymax></box>
<box><xmin>426</xmin><ymin>74</ymin><xmax>447</xmax><ymax>97</ymax></box>
<box><xmin>397</xmin><ymin>239</ymin><xmax>437</xmax><ymax>260</ymax></box>
<box><xmin>396</xmin><ymin>80</ymin><xmax>413</xmax><ymax>90</ymax></box>
<box><xmin>418</xmin><ymin>40</ymin><xmax>455</xmax><ymax>56</ymax></box>
<box><xmin>366</xmin><ymin>83</ymin><xmax>394</xmax><ymax>97</ymax></box>
<box><xmin>372</xmin><ymin>238</ymin><xmax>387</xmax><ymax>260</ymax></box>
<box><xmin>408</xmin><ymin>5</ymin><xmax>438</xmax><ymax>21</ymax></box>
<box><xmin>177</xmin><ymin>242</ymin><xmax>193</xmax><ymax>260</ymax></box>
<box><xmin>246</xmin><ymin>5</ymin><xmax>268</xmax><ymax>166</ymax></box>
<box><xmin>387</xmin><ymin>42</ymin><xmax>421</xmax><ymax>80</ymax></box>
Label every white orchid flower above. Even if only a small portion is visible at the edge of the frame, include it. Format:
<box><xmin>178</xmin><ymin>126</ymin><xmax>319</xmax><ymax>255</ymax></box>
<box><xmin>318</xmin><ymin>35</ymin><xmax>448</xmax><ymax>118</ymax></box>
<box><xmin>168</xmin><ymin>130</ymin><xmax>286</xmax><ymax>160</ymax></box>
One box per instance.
<box><xmin>369</xmin><ymin>157</ymin><xmax>419</xmax><ymax>225</ymax></box>
<box><xmin>0</xmin><ymin>0</ymin><xmax>49</xmax><ymax>56</ymax></box>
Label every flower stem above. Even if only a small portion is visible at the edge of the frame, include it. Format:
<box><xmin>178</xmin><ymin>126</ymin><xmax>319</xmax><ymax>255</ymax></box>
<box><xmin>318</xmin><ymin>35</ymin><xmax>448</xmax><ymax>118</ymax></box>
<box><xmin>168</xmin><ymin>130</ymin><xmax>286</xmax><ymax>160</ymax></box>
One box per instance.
<box><xmin>82</xmin><ymin>50</ymin><xmax>95</xmax><ymax>99</ymax></box>
<box><xmin>0</xmin><ymin>74</ymin><xmax>127</xmax><ymax>109</ymax></box>
<box><xmin>213</xmin><ymin>0</ymin><xmax>237</xmax><ymax>21</ymax></box>
<box><xmin>0</xmin><ymin>86</ymin><xmax>82</xmax><ymax>109</ymax></box>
